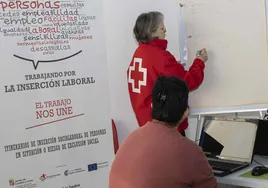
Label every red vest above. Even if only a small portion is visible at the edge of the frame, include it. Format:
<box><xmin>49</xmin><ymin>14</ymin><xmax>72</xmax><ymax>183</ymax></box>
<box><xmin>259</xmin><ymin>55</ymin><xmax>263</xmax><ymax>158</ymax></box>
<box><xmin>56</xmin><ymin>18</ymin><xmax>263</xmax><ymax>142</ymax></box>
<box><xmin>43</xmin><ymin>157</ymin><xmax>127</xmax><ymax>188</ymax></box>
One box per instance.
<box><xmin>127</xmin><ymin>38</ymin><xmax>205</xmax><ymax>132</ymax></box>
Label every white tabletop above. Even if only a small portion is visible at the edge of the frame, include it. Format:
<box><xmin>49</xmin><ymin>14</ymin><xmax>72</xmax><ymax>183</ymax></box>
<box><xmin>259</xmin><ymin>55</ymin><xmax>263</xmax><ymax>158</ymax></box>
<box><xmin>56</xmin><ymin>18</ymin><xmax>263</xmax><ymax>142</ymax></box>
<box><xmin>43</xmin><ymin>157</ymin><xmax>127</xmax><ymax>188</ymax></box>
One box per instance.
<box><xmin>217</xmin><ymin>156</ymin><xmax>268</xmax><ymax>187</ymax></box>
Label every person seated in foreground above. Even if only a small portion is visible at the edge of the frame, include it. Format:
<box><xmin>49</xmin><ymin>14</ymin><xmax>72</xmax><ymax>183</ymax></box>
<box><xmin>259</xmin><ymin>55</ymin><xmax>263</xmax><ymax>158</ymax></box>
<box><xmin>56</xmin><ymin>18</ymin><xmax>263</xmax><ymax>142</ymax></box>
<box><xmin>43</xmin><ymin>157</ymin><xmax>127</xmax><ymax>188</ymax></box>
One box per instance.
<box><xmin>109</xmin><ymin>76</ymin><xmax>217</xmax><ymax>188</ymax></box>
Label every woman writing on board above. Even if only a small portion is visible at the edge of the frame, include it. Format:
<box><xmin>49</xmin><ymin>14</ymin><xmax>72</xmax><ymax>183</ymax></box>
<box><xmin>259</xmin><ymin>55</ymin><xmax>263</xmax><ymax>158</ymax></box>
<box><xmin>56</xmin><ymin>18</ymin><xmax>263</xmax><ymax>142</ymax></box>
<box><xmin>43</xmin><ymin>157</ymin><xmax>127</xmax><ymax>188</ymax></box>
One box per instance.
<box><xmin>127</xmin><ymin>11</ymin><xmax>208</xmax><ymax>136</ymax></box>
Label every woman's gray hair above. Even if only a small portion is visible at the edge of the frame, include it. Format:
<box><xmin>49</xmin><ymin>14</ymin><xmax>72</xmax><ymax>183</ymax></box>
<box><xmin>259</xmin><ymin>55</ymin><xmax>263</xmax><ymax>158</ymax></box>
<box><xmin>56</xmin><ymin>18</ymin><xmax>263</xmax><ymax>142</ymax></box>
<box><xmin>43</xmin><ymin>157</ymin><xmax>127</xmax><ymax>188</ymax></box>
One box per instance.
<box><xmin>133</xmin><ymin>11</ymin><xmax>164</xmax><ymax>43</ymax></box>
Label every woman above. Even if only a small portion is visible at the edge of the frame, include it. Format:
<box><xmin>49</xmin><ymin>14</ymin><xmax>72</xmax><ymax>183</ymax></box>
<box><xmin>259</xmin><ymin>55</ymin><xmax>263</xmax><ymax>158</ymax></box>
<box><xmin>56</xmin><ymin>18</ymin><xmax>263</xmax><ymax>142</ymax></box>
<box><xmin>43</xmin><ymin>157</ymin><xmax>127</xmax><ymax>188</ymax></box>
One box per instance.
<box><xmin>110</xmin><ymin>76</ymin><xmax>216</xmax><ymax>188</ymax></box>
<box><xmin>127</xmin><ymin>11</ymin><xmax>208</xmax><ymax>136</ymax></box>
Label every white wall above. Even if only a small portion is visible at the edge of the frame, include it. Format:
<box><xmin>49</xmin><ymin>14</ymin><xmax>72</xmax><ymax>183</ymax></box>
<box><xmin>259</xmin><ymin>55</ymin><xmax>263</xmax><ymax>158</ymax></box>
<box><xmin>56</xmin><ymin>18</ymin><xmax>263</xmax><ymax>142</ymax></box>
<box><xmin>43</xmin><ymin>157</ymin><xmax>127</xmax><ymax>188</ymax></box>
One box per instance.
<box><xmin>103</xmin><ymin>0</ymin><xmax>181</xmax><ymax>144</ymax></box>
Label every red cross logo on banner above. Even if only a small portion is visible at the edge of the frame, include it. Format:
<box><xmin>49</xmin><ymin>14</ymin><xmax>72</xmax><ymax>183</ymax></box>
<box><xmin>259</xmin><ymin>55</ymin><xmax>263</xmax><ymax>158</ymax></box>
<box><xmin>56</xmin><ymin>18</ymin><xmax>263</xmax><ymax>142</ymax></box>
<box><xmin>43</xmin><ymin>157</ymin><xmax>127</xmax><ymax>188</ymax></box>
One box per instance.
<box><xmin>128</xmin><ymin>58</ymin><xmax>147</xmax><ymax>93</ymax></box>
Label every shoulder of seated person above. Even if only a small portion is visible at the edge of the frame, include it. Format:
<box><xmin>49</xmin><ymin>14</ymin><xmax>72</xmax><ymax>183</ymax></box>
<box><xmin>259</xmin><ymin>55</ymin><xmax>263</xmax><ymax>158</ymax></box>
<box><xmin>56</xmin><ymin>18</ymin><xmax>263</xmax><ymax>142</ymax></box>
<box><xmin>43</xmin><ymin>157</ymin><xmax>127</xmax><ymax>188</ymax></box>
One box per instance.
<box><xmin>178</xmin><ymin>137</ymin><xmax>202</xmax><ymax>153</ymax></box>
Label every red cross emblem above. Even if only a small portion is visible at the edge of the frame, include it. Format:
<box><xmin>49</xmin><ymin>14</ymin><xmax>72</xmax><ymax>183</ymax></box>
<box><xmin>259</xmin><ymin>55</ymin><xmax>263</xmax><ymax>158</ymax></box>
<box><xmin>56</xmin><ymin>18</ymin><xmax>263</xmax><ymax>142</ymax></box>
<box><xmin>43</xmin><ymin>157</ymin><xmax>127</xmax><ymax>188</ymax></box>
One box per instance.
<box><xmin>128</xmin><ymin>58</ymin><xmax>147</xmax><ymax>93</ymax></box>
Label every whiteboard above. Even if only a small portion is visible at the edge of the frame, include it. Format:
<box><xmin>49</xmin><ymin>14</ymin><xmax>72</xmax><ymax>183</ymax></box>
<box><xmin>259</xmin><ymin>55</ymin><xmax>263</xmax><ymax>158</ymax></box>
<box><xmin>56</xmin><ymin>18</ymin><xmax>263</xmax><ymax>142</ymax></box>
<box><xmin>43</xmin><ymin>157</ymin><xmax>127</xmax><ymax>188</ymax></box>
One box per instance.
<box><xmin>181</xmin><ymin>0</ymin><xmax>268</xmax><ymax>114</ymax></box>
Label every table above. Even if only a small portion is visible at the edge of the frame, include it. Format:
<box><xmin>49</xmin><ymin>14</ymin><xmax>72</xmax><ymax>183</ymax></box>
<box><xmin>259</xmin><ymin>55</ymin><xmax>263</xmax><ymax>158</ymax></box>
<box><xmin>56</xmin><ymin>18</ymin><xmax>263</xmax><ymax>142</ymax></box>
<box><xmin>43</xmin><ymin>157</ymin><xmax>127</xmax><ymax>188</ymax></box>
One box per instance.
<box><xmin>217</xmin><ymin>156</ymin><xmax>268</xmax><ymax>188</ymax></box>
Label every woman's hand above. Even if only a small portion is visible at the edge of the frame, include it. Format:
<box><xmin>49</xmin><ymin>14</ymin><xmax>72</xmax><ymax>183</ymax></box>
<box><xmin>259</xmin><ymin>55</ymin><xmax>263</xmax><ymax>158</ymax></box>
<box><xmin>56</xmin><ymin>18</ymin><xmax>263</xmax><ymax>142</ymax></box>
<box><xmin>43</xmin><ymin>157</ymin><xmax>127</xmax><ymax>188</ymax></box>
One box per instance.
<box><xmin>196</xmin><ymin>48</ymin><xmax>208</xmax><ymax>63</ymax></box>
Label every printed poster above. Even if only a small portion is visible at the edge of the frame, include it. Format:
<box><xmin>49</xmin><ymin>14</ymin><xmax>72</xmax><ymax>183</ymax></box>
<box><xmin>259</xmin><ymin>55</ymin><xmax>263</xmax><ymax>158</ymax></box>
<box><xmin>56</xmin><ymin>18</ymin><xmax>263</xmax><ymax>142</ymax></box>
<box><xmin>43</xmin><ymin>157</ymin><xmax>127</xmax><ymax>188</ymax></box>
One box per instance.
<box><xmin>0</xmin><ymin>0</ymin><xmax>114</xmax><ymax>187</ymax></box>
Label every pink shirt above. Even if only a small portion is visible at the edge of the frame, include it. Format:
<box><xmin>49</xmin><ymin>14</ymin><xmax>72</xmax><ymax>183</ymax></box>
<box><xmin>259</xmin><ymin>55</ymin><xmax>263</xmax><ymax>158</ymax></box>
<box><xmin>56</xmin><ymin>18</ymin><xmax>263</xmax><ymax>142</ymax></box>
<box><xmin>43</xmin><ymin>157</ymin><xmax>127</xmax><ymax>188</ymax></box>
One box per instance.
<box><xmin>109</xmin><ymin>121</ymin><xmax>217</xmax><ymax>188</ymax></box>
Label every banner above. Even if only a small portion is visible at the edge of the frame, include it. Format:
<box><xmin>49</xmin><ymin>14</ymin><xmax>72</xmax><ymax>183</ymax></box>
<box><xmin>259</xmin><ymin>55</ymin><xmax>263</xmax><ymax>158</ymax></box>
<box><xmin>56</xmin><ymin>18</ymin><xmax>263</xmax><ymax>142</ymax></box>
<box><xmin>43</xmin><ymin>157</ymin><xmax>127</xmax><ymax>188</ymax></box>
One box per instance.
<box><xmin>0</xmin><ymin>0</ymin><xmax>114</xmax><ymax>187</ymax></box>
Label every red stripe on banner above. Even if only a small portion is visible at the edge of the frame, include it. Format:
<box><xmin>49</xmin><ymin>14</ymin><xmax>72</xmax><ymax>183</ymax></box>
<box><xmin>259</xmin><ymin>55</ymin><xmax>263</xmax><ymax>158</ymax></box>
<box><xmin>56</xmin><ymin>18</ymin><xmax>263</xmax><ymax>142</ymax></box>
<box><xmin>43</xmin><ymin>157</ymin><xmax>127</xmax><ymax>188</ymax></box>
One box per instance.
<box><xmin>25</xmin><ymin>113</ymin><xmax>85</xmax><ymax>130</ymax></box>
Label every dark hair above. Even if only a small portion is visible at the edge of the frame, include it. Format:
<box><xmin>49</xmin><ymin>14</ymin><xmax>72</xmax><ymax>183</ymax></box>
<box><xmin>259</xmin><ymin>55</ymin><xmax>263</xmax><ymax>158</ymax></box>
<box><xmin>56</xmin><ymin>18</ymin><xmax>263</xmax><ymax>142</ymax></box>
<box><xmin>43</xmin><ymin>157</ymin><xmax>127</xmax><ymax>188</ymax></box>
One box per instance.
<box><xmin>152</xmin><ymin>76</ymin><xmax>189</xmax><ymax>126</ymax></box>
<box><xmin>133</xmin><ymin>11</ymin><xmax>164</xmax><ymax>43</ymax></box>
